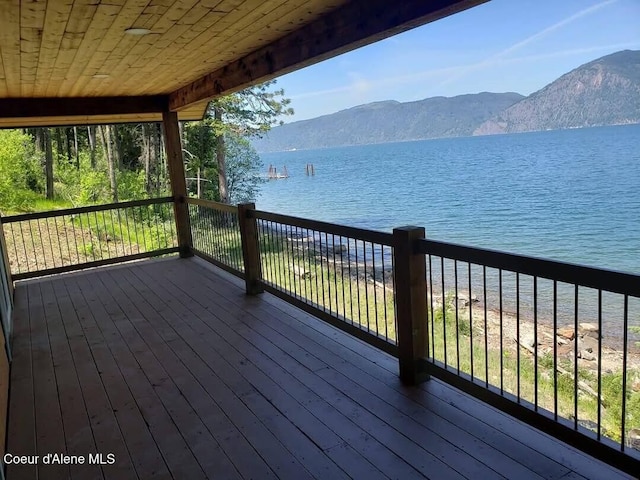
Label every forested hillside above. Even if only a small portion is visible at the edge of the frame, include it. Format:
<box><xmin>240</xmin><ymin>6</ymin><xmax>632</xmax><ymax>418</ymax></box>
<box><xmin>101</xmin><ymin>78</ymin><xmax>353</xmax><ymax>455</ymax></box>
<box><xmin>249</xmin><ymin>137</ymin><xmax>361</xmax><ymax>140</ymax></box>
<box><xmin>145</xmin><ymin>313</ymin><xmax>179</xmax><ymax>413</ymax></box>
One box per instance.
<box><xmin>253</xmin><ymin>50</ymin><xmax>640</xmax><ymax>152</ymax></box>
<box><xmin>475</xmin><ymin>50</ymin><xmax>640</xmax><ymax>135</ymax></box>
<box><xmin>252</xmin><ymin>92</ymin><xmax>523</xmax><ymax>152</ymax></box>
<box><xmin>0</xmin><ymin>81</ymin><xmax>292</xmax><ymax>214</ymax></box>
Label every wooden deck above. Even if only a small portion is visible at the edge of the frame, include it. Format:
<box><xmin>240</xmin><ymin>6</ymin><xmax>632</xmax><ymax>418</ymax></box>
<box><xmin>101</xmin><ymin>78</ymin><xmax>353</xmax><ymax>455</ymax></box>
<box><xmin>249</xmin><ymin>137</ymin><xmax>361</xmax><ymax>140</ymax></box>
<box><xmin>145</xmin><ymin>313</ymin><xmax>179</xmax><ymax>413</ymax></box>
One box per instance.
<box><xmin>6</xmin><ymin>257</ymin><xmax>633</xmax><ymax>480</ymax></box>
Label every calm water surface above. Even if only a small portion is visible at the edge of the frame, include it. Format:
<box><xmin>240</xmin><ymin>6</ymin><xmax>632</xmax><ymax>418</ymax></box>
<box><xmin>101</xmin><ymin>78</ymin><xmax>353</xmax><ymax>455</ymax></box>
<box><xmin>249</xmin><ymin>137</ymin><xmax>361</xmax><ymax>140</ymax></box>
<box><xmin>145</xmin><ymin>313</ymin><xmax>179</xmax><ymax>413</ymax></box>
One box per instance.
<box><xmin>258</xmin><ymin>124</ymin><xmax>640</xmax><ymax>275</ymax></box>
<box><xmin>257</xmin><ymin>125</ymin><xmax>640</xmax><ymax>339</ymax></box>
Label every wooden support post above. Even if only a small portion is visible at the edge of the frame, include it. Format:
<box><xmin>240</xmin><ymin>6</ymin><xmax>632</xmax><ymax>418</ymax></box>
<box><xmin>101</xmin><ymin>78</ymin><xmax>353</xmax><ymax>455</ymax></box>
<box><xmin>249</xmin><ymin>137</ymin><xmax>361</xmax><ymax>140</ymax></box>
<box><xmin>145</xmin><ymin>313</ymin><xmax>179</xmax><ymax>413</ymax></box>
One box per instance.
<box><xmin>162</xmin><ymin>111</ymin><xmax>193</xmax><ymax>257</ymax></box>
<box><xmin>238</xmin><ymin>203</ymin><xmax>264</xmax><ymax>295</ymax></box>
<box><xmin>0</xmin><ymin>221</ymin><xmax>12</xmax><ymax>298</ymax></box>
<box><xmin>0</xmin><ymin>218</ymin><xmax>13</xmax><ymax>300</ymax></box>
<box><xmin>393</xmin><ymin>226</ymin><xmax>429</xmax><ymax>385</ymax></box>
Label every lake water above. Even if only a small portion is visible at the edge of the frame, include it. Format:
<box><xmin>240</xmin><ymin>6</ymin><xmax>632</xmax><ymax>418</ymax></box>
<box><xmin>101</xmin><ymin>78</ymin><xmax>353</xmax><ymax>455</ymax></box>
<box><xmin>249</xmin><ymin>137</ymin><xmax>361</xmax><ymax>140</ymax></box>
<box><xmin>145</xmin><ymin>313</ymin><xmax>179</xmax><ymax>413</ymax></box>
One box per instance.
<box><xmin>257</xmin><ymin>125</ymin><xmax>640</xmax><ymax>341</ymax></box>
<box><xmin>258</xmin><ymin>124</ymin><xmax>640</xmax><ymax>276</ymax></box>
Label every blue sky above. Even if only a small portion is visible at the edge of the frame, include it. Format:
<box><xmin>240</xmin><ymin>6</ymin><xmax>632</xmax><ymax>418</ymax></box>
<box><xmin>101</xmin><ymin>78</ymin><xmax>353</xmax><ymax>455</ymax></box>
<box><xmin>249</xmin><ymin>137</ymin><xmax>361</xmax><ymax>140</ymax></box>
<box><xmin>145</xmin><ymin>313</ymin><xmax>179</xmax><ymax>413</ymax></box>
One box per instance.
<box><xmin>274</xmin><ymin>0</ymin><xmax>640</xmax><ymax>121</ymax></box>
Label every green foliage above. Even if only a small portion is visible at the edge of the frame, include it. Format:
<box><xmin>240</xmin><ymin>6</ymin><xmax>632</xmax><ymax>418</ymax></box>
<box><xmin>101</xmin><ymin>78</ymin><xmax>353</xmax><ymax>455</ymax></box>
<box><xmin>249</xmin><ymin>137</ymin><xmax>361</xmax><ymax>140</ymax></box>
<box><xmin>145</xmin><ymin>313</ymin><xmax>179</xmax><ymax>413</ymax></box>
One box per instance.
<box><xmin>56</xmin><ymin>153</ymin><xmax>110</xmax><ymax>205</ymax></box>
<box><xmin>116</xmin><ymin>169</ymin><xmax>147</xmax><ymax>201</ymax></box>
<box><xmin>183</xmin><ymin>79</ymin><xmax>293</xmax><ymax>203</ymax></box>
<box><xmin>210</xmin><ymin>79</ymin><xmax>294</xmax><ymax>137</ymax></box>
<box><xmin>225</xmin><ymin>134</ymin><xmax>264</xmax><ymax>203</ymax></box>
<box><xmin>0</xmin><ymin>130</ymin><xmax>43</xmax><ymax>212</ymax></box>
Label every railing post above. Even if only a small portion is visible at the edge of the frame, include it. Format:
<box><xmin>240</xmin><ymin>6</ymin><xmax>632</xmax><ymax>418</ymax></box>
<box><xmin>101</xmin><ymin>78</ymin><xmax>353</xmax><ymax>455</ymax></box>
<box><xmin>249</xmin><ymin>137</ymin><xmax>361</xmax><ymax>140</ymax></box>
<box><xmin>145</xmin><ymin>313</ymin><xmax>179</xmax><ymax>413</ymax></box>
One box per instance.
<box><xmin>162</xmin><ymin>111</ymin><xmax>193</xmax><ymax>258</ymax></box>
<box><xmin>393</xmin><ymin>226</ymin><xmax>429</xmax><ymax>385</ymax></box>
<box><xmin>238</xmin><ymin>203</ymin><xmax>264</xmax><ymax>295</ymax></box>
<box><xmin>0</xmin><ymin>218</ymin><xmax>13</xmax><ymax>300</ymax></box>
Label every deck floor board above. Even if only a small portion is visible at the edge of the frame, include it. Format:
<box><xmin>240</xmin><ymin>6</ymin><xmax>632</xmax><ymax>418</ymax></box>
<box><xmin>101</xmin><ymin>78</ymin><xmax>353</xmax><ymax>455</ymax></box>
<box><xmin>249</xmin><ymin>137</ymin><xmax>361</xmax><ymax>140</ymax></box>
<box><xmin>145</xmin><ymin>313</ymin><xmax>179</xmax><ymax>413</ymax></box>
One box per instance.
<box><xmin>6</xmin><ymin>257</ymin><xmax>634</xmax><ymax>480</ymax></box>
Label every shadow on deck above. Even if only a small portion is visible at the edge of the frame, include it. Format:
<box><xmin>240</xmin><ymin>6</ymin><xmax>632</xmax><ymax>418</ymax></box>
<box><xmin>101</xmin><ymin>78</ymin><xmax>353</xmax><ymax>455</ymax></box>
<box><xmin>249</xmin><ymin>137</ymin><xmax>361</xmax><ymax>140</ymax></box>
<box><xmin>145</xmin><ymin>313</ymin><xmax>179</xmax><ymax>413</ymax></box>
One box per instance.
<box><xmin>6</xmin><ymin>257</ymin><xmax>633</xmax><ymax>479</ymax></box>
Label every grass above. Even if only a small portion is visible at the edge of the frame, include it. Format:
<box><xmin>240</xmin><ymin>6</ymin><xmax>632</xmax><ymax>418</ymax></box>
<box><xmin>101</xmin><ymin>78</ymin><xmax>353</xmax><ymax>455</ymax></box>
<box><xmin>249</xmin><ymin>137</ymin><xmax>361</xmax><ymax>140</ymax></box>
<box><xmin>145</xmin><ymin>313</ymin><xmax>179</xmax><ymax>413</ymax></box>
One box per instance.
<box><xmin>3</xmin><ymin>198</ymin><xmax>177</xmax><ymax>275</ymax></box>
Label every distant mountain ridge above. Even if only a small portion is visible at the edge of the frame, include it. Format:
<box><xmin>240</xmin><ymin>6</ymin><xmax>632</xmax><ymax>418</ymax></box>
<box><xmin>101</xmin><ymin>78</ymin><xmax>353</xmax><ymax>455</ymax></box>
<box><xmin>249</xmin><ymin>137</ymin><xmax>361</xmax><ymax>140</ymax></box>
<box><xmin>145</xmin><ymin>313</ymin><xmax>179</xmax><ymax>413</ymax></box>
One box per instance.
<box><xmin>474</xmin><ymin>50</ymin><xmax>640</xmax><ymax>135</ymax></box>
<box><xmin>253</xmin><ymin>50</ymin><xmax>640</xmax><ymax>152</ymax></box>
<box><xmin>253</xmin><ymin>92</ymin><xmax>523</xmax><ymax>152</ymax></box>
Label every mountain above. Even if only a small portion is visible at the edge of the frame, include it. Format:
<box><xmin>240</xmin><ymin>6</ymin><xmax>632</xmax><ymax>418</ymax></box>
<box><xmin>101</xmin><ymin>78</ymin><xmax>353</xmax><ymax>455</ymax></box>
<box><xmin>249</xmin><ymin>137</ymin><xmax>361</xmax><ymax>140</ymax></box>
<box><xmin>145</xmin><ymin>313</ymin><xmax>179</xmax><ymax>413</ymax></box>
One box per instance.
<box><xmin>252</xmin><ymin>92</ymin><xmax>524</xmax><ymax>152</ymax></box>
<box><xmin>474</xmin><ymin>50</ymin><xmax>640</xmax><ymax>135</ymax></box>
<box><xmin>253</xmin><ymin>50</ymin><xmax>640</xmax><ymax>152</ymax></box>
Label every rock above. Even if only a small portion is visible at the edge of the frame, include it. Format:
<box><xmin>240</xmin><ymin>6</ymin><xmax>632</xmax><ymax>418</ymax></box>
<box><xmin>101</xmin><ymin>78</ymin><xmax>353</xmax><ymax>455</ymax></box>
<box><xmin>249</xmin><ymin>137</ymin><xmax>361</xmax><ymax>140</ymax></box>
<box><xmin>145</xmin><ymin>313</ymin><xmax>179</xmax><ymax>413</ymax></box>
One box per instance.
<box><xmin>557</xmin><ymin>344</ymin><xmax>573</xmax><ymax>356</ymax></box>
<box><xmin>579</xmin><ymin>350</ymin><xmax>597</xmax><ymax>361</ymax></box>
<box><xmin>289</xmin><ymin>265</ymin><xmax>311</xmax><ymax>278</ymax></box>
<box><xmin>456</xmin><ymin>293</ymin><xmax>479</xmax><ymax>306</ymax></box>
<box><xmin>632</xmin><ymin>381</ymin><xmax>640</xmax><ymax>393</ymax></box>
<box><xmin>579</xmin><ymin>335</ymin><xmax>599</xmax><ymax>352</ymax></box>
<box><xmin>520</xmin><ymin>334</ymin><xmax>537</xmax><ymax>348</ymax></box>
<box><xmin>583</xmin><ymin>330</ymin><xmax>601</xmax><ymax>339</ymax></box>
<box><xmin>556</xmin><ymin>336</ymin><xmax>569</xmax><ymax>345</ymax></box>
<box><xmin>579</xmin><ymin>322</ymin><xmax>599</xmax><ymax>333</ymax></box>
<box><xmin>627</xmin><ymin>429</ymin><xmax>640</xmax><ymax>451</ymax></box>
<box><xmin>557</xmin><ymin>327</ymin><xmax>575</xmax><ymax>340</ymax></box>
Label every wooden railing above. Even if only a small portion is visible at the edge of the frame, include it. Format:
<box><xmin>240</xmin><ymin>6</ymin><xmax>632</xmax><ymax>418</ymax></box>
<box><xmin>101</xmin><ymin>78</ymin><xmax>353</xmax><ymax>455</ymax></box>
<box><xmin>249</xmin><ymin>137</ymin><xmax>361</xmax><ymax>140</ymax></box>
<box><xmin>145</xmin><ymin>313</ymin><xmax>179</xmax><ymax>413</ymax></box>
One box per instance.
<box><xmin>0</xmin><ymin>217</ymin><xmax>12</xmax><ymax>339</ymax></box>
<box><xmin>188</xmin><ymin>199</ymin><xmax>640</xmax><ymax>475</ymax></box>
<box><xmin>0</xmin><ymin>197</ymin><xmax>179</xmax><ymax>280</ymax></box>
<box><xmin>417</xmin><ymin>239</ymin><xmax>640</xmax><ymax>473</ymax></box>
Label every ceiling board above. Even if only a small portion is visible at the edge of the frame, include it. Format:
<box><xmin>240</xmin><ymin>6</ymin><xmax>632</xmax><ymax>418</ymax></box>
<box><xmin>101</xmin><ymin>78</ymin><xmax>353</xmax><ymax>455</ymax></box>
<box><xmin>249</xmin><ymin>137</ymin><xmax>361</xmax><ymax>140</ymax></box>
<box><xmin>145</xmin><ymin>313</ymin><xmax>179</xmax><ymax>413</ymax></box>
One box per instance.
<box><xmin>0</xmin><ymin>0</ymin><xmax>485</xmax><ymax>126</ymax></box>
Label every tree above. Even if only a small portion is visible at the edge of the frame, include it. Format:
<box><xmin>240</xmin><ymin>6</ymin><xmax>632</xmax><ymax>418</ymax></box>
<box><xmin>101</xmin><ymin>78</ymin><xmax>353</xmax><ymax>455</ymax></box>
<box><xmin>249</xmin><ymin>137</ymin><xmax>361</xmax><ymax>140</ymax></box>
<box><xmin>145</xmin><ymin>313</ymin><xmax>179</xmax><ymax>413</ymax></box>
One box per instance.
<box><xmin>225</xmin><ymin>134</ymin><xmax>264</xmax><ymax>204</ymax></box>
<box><xmin>99</xmin><ymin>125</ymin><xmax>118</xmax><ymax>202</ymax></box>
<box><xmin>207</xmin><ymin>79</ymin><xmax>293</xmax><ymax>203</ymax></box>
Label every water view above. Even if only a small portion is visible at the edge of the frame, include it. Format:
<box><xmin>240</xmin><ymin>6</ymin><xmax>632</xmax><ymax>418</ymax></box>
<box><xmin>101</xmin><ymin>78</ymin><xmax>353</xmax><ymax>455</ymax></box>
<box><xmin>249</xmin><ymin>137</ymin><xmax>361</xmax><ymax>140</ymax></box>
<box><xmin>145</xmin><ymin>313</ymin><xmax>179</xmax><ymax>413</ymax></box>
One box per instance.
<box><xmin>258</xmin><ymin>124</ymin><xmax>640</xmax><ymax>275</ymax></box>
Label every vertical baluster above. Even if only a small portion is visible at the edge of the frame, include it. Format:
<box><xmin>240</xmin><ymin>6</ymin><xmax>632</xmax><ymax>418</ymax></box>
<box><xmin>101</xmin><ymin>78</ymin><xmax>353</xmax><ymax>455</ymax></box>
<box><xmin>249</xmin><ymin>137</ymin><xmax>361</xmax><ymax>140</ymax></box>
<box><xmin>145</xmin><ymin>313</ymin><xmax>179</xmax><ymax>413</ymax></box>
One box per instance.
<box><xmin>534</xmin><ymin>276</ymin><xmax>538</xmax><ymax>410</ymax></box>
<box><xmin>363</xmin><ymin>239</ymin><xmax>370</xmax><ymax>333</ymax></box>
<box><xmin>573</xmin><ymin>284</ymin><xmax>579</xmax><ymax>430</ymax></box>
<box><xmin>516</xmin><ymin>272</ymin><xmax>520</xmax><ymax>400</ymax></box>
<box><xmin>484</xmin><ymin>266</ymin><xmax>489</xmax><ymax>387</ymax></box>
<box><xmin>429</xmin><ymin>255</ymin><xmax>435</xmax><ymax>362</ymax></box>
<box><xmin>469</xmin><ymin>263</ymin><xmax>474</xmax><ymax>380</ymax></box>
<box><xmin>372</xmin><ymin>241</ymin><xmax>379</xmax><ymax>336</ymax></box>
<box><xmin>500</xmin><ymin>269</ymin><xmax>504</xmax><ymax>394</ymax></box>
<box><xmin>354</xmin><ymin>239</ymin><xmax>361</xmax><ymax>327</ymax></box>
<box><xmin>454</xmin><ymin>261</ymin><xmax>460</xmax><ymax>374</ymax></box>
<box><xmin>621</xmin><ymin>295</ymin><xmax>629</xmax><ymax>451</ymax></box>
<box><xmin>440</xmin><ymin>257</ymin><xmax>446</xmax><ymax>365</ymax></box>
<box><xmin>553</xmin><ymin>280</ymin><xmax>558</xmax><ymax>420</ymax></box>
<box><xmin>381</xmin><ymin>244</ymin><xmax>389</xmax><ymax>341</ymax></box>
<box><xmin>27</xmin><ymin>221</ymin><xmax>37</xmax><ymax>273</ymax></box>
<box><xmin>53</xmin><ymin>216</ymin><xmax>64</xmax><ymax>267</ymax></box>
<box><xmin>597</xmin><ymin>289</ymin><xmax>602</xmax><ymax>441</ymax></box>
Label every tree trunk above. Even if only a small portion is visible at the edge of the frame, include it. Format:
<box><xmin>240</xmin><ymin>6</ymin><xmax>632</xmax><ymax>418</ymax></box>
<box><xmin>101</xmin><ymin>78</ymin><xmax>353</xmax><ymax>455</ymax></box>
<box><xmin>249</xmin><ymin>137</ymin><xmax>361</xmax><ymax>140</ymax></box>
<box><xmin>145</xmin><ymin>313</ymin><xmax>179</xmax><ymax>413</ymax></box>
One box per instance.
<box><xmin>66</xmin><ymin>127</ymin><xmax>73</xmax><ymax>163</ymax></box>
<box><xmin>113</xmin><ymin>125</ymin><xmax>123</xmax><ymax>169</ymax></box>
<box><xmin>34</xmin><ymin>128</ymin><xmax>45</xmax><ymax>154</ymax></box>
<box><xmin>100</xmin><ymin>125</ymin><xmax>118</xmax><ymax>202</ymax></box>
<box><xmin>197</xmin><ymin>167</ymin><xmax>201</xmax><ymax>199</ymax></box>
<box><xmin>159</xmin><ymin>126</ymin><xmax>167</xmax><ymax>193</ymax></box>
<box><xmin>73</xmin><ymin>126</ymin><xmax>80</xmax><ymax>169</ymax></box>
<box><xmin>44</xmin><ymin>129</ymin><xmax>54</xmax><ymax>200</ymax></box>
<box><xmin>142</xmin><ymin>123</ymin><xmax>152</xmax><ymax>194</ymax></box>
<box><xmin>214</xmin><ymin>106</ymin><xmax>228</xmax><ymax>203</ymax></box>
<box><xmin>55</xmin><ymin>128</ymin><xmax>63</xmax><ymax>159</ymax></box>
<box><xmin>87</xmin><ymin>126</ymin><xmax>97</xmax><ymax>168</ymax></box>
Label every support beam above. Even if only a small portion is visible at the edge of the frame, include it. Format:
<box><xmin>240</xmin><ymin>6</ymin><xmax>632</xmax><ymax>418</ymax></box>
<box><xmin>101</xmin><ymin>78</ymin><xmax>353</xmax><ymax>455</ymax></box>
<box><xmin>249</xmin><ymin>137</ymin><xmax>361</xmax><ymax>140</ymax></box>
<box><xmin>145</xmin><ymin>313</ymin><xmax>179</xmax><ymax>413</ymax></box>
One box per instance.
<box><xmin>393</xmin><ymin>226</ymin><xmax>430</xmax><ymax>385</ymax></box>
<box><xmin>169</xmin><ymin>0</ymin><xmax>486</xmax><ymax>110</ymax></box>
<box><xmin>162</xmin><ymin>111</ymin><xmax>193</xmax><ymax>258</ymax></box>
<box><xmin>237</xmin><ymin>203</ymin><xmax>264</xmax><ymax>295</ymax></box>
<box><xmin>0</xmin><ymin>96</ymin><xmax>168</xmax><ymax>119</ymax></box>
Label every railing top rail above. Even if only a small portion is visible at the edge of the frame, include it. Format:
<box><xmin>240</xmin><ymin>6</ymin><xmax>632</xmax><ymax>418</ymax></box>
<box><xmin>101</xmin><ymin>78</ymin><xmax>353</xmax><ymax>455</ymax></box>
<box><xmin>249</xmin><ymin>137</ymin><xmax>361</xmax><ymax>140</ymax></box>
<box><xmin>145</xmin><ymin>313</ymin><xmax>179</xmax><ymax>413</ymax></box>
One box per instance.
<box><xmin>253</xmin><ymin>209</ymin><xmax>393</xmax><ymax>246</ymax></box>
<box><xmin>419</xmin><ymin>238</ymin><xmax>640</xmax><ymax>297</ymax></box>
<box><xmin>1</xmin><ymin>196</ymin><xmax>174</xmax><ymax>223</ymax></box>
<box><xmin>187</xmin><ymin>197</ymin><xmax>239</xmax><ymax>214</ymax></box>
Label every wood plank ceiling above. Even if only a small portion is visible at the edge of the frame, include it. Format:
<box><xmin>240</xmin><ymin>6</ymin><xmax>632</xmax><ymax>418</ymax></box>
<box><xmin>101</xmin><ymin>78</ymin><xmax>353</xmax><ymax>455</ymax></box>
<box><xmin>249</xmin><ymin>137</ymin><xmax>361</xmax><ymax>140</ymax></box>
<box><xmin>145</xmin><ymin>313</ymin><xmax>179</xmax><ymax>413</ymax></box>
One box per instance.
<box><xmin>0</xmin><ymin>0</ymin><xmax>486</xmax><ymax>127</ymax></box>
